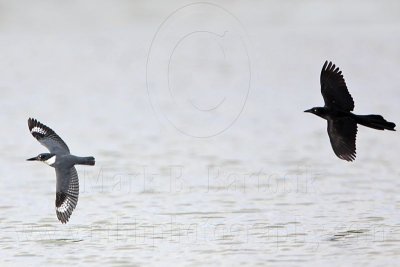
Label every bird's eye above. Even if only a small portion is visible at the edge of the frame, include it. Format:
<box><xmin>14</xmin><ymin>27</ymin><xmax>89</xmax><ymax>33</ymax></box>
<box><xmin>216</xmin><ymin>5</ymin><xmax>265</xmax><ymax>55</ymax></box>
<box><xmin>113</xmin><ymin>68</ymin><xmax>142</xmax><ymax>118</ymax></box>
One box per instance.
<box><xmin>314</xmin><ymin>108</ymin><xmax>317</xmax><ymax>112</ymax></box>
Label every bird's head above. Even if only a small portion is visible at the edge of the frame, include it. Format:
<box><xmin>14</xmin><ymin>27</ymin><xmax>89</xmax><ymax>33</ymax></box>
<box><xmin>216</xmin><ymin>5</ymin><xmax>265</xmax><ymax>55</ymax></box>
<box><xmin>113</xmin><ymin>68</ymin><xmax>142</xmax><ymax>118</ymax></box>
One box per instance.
<box><xmin>27</xmin><ymin>153</ymin><xmax>56</xmax><ymax>166</ymax></box>
<box><xmin>304</xmin><ymin>107</ymin><xmax>328</xmax><ymax>119</ymax></box>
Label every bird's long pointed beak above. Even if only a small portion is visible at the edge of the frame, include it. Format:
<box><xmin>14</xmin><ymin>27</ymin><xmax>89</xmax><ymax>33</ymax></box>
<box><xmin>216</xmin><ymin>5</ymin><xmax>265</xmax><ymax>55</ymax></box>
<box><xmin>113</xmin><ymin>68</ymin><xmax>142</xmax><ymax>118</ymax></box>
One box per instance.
<box><xmin>27</xmin><ymin>156</ymin><xmax>38</xmax><ymax>161</ymax></box>
<box><xmin>304</xmin><ymin>109</ymin><xmax>312</xmax><ymax>113</ymax></box>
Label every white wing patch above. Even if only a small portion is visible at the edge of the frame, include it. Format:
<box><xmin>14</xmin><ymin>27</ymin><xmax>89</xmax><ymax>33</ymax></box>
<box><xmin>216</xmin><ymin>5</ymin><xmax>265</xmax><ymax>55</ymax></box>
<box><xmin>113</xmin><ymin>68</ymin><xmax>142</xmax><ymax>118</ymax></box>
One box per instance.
<box><xmin>55</xmin><ymin>167</ymin><xmax>79</xmax><ymax>223</ymax></box>
<box><xmin>31</xmin><ymin>126</ymin><xmax>47</xmax><ymax>135</ymax></box>
<box><xmin>56</xmin><ymin>198</ymin><xmax>73</xmax><ymax>213</ymax></box>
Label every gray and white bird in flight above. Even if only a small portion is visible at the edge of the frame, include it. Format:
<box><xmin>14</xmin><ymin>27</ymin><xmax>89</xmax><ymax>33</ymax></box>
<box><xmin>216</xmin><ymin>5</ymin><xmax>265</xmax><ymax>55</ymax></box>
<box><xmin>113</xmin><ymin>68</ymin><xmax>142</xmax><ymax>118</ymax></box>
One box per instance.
<box><xmin>27</xmin><ymin>118</ymin><xmax>95</xmax><ymax>223</ymax></box>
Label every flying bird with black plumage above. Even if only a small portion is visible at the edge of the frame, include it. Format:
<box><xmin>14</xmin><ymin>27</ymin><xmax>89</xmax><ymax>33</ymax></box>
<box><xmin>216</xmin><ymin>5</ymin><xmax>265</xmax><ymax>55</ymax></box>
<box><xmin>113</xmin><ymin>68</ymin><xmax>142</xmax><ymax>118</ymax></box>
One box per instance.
<box><xmin>305</xmin><ymin>61</ymin><xmax>396</xmax><ymax>161</ymax></box>
<box><xmin>27</xmin><ymin>118</ymin><xmax>95</xmax><ymax>223</ymax></box>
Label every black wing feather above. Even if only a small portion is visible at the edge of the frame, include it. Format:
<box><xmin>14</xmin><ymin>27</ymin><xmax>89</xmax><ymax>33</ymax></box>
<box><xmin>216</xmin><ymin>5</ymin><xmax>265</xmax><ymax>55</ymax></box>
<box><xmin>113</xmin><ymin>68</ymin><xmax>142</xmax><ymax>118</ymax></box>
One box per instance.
<box><xmin>327</xmin><ymin>117</ymin><xmax>358</xmax><ymax>161</ymax></box>
<box><xmin>28</xmin><ymin>118</ymin><xmax>70</xmax><ymax>154</ymax></box>
<box><xmin>320</xmin><ymin>61</ymin><xmax>355</xmax><ymax>111</ymax></box>
<box><xmin>55</xmin><ymin>167</ymin><xmax>79</xmax><ymax>224</ymax></box>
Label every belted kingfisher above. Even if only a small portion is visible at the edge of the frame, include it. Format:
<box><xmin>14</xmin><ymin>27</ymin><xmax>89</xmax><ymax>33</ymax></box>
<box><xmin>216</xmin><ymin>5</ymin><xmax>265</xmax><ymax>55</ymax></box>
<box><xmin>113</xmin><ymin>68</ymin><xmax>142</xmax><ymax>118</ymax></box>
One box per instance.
<box><xmin>305</xmin><ymin>61</ymin><xmax>396</xmax><ymax>161</ymax></box>
<box><xmin>27</xmin><ymin>118</ymin><xmax>95</xmax><ymax>223</ymax></box>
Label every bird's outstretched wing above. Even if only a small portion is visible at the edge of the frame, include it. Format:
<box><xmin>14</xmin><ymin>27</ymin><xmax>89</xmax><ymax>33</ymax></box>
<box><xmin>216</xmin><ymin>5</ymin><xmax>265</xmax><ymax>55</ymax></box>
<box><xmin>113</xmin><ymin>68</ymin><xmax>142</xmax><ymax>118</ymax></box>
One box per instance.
<box><xmin>320</xmin><ymin>61</ymin><xmax>355</xmax><ymax>111</ymax></box>
<box><xmin>327</xmin><ymin>117</ymin><xmax>357</xmax><ymax>161</ymax></box>
<box><xmin>55</xmin><ymin>166</ymin><xmax>79</xmax><ymax>224</ymax></box>
<box><xmin>28</xmin><ymin>118</ymin><xmax>70</xmax><ymax>155</ymax></box>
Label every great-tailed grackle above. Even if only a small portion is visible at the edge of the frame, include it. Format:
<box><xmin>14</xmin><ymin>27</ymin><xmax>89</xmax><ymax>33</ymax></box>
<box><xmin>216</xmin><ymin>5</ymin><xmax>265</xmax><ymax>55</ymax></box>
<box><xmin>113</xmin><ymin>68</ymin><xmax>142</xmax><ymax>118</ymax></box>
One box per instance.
<box><xmin>305</xmin><ymin>61</ymin><xmax>396</xmax><ymax>161</ymax></box>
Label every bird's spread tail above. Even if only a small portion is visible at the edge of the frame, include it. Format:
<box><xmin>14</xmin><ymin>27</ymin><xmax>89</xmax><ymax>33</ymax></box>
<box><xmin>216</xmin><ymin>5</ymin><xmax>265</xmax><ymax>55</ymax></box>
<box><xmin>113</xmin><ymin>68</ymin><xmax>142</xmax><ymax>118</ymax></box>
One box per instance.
<box><xmin>356</xmin><ymin>114</ymin><xmax>396</xmax><ymax>131</ymax></box>
<box><xmin>77</xmin><ymin>156</ymin><xmax>95</xmax><ymax>166</ymax></box>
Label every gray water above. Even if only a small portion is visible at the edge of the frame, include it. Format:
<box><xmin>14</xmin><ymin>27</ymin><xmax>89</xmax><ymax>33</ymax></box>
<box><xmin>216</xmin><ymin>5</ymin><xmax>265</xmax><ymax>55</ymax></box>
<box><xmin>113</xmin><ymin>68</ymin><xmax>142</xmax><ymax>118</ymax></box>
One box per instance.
<box><xmin>1</xmin><ymin>1</ymin><xmax>400</xmax><ymax>266</ymax></box>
